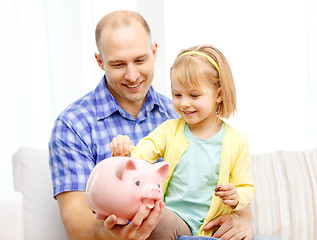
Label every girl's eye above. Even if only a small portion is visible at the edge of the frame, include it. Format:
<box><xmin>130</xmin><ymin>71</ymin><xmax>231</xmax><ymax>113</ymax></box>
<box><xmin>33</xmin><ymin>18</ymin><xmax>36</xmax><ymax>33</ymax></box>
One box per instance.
<box><xmin>191</xmin><ymin>95</ymin><xmax>199</xmax><ymax>98</ymax></box>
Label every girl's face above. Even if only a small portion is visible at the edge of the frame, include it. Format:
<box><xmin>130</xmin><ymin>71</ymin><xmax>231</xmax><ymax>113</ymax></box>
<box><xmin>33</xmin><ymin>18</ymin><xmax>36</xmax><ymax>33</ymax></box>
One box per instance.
<box><xmin>171</xmin><ymin>78</ymin><xmax>222</xmax><ymax>132</ymax></box>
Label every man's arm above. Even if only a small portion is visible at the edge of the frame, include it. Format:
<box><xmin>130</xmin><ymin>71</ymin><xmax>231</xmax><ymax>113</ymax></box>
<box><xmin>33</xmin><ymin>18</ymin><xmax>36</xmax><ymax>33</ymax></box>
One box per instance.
<box><xmin>203</xmin><ymin>206</ymin><xmax>253</xmax><ymax>240</ymax></box>
<box><xmin>56</xmin><ymin>191</ymin><xmax>164</xmax><ymax>240</ymax></box>
<box><xmin>56</xmin><ymin>191</ymin><xmax>109</xmax><ymax>239</ymax></box>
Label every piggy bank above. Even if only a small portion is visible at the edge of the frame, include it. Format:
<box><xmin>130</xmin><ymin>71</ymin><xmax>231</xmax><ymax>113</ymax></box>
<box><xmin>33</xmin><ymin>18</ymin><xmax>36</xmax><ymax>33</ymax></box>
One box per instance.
<box><xmin>86</xmin><ymin>156</ymin><xmax>169</xmax><ymax>224</ymax></box>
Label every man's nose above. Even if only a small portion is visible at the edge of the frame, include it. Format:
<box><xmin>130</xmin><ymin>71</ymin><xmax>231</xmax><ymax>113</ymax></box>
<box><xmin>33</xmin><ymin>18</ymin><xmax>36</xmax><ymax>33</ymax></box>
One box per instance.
<box><xmin>125</xmin><ymin>64</ymin><xmax>139</xmax><ymax>82</ymax></box>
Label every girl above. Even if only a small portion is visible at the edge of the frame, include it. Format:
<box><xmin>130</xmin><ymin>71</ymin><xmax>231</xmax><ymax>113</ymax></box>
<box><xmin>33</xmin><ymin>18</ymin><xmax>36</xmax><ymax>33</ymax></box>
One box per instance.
<box><xmin>110</xmin><ymin>44</ymin><xmax>255</xmax><ymax>239</ymax></box>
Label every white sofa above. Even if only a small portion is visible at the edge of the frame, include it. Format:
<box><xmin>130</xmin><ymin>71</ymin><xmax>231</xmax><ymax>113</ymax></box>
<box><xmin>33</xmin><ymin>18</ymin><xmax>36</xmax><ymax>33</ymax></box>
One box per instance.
<box><xmin>1</xmin><ymin>147</ymin><xmax>316</xmax><ymax>240</ymax></box>
<box><xmin>4</xmin><ymin>147</ymin><xmax>68</xmax><ymax>240</ymax></box>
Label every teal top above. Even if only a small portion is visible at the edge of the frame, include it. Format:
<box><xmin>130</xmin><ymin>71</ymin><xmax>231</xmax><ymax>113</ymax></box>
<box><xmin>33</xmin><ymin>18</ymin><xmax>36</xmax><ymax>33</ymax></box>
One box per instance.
<box><xmin>164</xmin><ymin>123</ymin><xmax>225</xmax><ymax>236</ymax></box>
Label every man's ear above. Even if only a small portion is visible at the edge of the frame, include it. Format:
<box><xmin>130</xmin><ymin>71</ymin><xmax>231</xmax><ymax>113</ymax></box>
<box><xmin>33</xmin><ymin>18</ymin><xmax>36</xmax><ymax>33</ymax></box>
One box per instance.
<box><xmin>95</xmin><ymin>53</ymin><xmax>105</xmax><ymax>70</ymax></box>
<box><xmin>152</xmin><ymin>42</ymin><xmax>158</xmax><ymax>61</ymax></box>
<box><xmin>216</xmin><ymin>87</ymin><xmax>223</xmax><ymax>103</ymax></box>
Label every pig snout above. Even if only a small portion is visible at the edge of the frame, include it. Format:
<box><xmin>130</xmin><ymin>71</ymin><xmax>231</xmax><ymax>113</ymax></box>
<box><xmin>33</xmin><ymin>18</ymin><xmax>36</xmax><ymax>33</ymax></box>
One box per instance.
<box><xmin>141</xmin><ymin>184</ymin><xmax>163</xmax><ymax>209</ymax></box>
<box><xmin>142</xmin><ymin>184</ymin><xmax>162</xmax><ymax>199</ymax></box>
<box><xmin>151</xmin><ymin>187</ymin><xmax>161</xmax><ymax>197</ymax></box>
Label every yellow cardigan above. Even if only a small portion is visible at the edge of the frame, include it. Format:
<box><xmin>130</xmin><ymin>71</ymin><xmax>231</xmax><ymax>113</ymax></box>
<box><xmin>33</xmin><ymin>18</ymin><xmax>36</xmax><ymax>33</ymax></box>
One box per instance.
<box><xmin>132</xmin><ymin>118</ymin><xmax>255</xmax><ymax>237</ymax></box>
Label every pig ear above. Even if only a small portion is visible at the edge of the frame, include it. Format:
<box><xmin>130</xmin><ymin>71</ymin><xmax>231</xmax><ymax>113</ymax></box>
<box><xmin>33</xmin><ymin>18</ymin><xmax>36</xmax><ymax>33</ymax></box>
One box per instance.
<box><xmin>155</xmin><ymin>162</ymin><xmax>170</xmax><ymax>181</ymax></box>
<box><xmin>115</xmin><ymin>158</ymin><xmax>137</xmax><ymax>180</ymax></box>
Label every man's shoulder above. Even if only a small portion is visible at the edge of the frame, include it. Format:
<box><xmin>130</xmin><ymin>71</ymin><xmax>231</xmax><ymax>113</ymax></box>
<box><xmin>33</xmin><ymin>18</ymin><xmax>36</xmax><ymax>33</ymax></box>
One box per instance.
<box><xmin>152</xmin><ymin>91</ymin><xmax>179</xmax><ymax>119</ymax></box>
<box><xmin>58</xmin><ymin>91</ymin><xmax>96</xmax><ymax>123</ymax></box>
<box><xmin>57</xmin><ymin>77</ymin><xmax>109</xmax><ymax>122</ymax></box>
<box><xmin>155</xmin><ymin>91</ymin><xmax>172</xmax><ymax>103</ymax></box>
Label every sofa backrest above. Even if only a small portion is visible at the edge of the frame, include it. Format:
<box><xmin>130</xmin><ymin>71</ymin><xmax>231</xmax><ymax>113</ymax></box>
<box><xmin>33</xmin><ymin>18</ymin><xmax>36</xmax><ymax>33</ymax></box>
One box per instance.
<box><xmin>12</xmin><ymin>147</ymin><xmax>68</xmax><ymax>240</ymax></box>
<box><xmin>12</xmin><ymin>147</ymin><xmax>317</xmax><ymax>240</ymax></box>
<box><xmin>251</xmin><ymin>148</ymin><xmax>317</xmax><ymax>240</ymax></box>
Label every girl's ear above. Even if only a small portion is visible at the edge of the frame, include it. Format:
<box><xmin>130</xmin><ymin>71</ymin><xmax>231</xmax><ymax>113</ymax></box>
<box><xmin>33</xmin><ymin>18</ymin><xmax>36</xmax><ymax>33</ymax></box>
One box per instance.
<box><xmin>216</xmin><ymin>87</ymin><xmax>223</xmax><ymax>103</ymax></box>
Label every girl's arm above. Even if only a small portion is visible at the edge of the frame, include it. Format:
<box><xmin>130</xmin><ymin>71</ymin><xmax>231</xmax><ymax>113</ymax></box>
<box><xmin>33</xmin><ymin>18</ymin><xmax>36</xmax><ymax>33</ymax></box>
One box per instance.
<box><xmin>110</xmin><ymin>135</ymin><xmax>132</xmax><ymax>157</ymax></box>
<box><xmin>131</xmin><ymin>122</ymin><xmax>168</xmax><ymax>163</ymax></box>
<box><xmin>110</xmin><ymin>122</ymin><xmax>168</xmax><ymax>162</ymax></box>
<box><xmin>230</xmin><ymin>137</ymin><xmax>255</xmax><ymax>210</ymax></box>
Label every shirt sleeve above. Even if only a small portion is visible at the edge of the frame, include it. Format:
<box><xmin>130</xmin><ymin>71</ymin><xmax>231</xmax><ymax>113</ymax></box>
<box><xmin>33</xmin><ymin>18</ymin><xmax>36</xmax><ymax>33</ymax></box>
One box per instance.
<box><xmin>48</xmin><ymin>117</ymin><xmax>95</xmax><ymax>198</ymax></box>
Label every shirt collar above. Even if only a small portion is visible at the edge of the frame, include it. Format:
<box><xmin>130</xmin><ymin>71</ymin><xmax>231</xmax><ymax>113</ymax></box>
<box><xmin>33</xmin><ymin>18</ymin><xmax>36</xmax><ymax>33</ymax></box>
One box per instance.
<box><xmin>94</xmin><ymin>75</ymin><xmax>167</xmax><ymax>120</ymax></box>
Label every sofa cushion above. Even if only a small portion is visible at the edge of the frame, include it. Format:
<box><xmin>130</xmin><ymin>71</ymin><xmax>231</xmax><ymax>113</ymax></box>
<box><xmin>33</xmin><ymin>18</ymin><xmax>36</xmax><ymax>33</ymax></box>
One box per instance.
<box><xmin>0</xmin><ymin>192</ymin><xmax>24</xmax><ymax>240</ymax></box>
<box><xmin>12</xmin><ymin>147</ymin><xmax>68</xmax><ymax>240</ymax></box>
<box><xmin>251</xmin><ymin>149</ymin><xmax>317</xmax><ymax>240</ymax></box>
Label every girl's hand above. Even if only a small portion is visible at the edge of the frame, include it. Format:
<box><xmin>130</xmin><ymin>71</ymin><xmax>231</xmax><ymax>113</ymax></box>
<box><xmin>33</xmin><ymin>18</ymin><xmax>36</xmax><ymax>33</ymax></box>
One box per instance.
<box><xmin>110</xmin><ymin>135</ymin><xmax>132</xmax><ymax>157</ymax></box>
<box><xmin>214</xmin><ymin>183</ymin><xmax>239</xmax><ymax>208</ymax></box>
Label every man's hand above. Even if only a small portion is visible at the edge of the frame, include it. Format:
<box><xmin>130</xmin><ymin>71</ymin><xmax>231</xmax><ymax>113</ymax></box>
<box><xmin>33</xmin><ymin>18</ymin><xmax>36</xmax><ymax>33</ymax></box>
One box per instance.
<box><xmin>57</xmin><ymin>192</ymin><xmax>164</xmax><ymax>240</ymax></box>
<box><xmin>104</xmin><ymin>201</ymin><xmax>165</xmax><ymax>240</ymax></box>
<box><xmin>110</xmin><ymin>135</ymin><xmax>132</xmax><ymax>157</ymax></box>
<box><xmin>203</xmin><ymin>207</ymin><xmax>253</xmax><ymax>240</ymax></box>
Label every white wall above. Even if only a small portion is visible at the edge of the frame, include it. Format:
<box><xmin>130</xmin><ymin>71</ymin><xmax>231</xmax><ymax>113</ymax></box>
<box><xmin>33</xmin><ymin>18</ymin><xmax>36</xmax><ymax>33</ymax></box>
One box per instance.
<box><xmin>0</xmin><ymin>0</ymin><xmax>138</xmax><ymax>192</ymax></box>
<box><xmin>1</xmin><ymin>0</ymin><xmax>316</xmax><ymax>191</ymax></box>
<box><xmin>163</xmin><ymin>0</ymin><xmax>316</xmax><ymax>154</ymax></box>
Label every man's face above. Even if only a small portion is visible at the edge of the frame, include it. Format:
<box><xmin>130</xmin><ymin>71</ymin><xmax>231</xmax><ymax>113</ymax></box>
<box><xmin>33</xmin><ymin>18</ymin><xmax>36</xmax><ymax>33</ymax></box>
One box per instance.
<box><xmin>96</xmin><ymin>22</ymin><xmax>157</xmax><ymax>109</ymax></box>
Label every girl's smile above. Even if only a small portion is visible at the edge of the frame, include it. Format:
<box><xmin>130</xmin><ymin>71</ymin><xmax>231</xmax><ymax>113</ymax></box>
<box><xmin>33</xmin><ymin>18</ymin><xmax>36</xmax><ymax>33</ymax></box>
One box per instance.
<box><xmin>171</xmin><ymin>78</ymin><xmax>223</xmax><ymax>139</ymax></box>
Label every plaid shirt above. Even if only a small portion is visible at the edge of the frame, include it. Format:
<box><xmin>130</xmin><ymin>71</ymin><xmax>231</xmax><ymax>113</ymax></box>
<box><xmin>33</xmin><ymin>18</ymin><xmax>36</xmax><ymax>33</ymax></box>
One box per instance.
<box><xmin>49</xmin><ymin>76</ymin><xmax>179</xmax><ymax>197</ymax></box>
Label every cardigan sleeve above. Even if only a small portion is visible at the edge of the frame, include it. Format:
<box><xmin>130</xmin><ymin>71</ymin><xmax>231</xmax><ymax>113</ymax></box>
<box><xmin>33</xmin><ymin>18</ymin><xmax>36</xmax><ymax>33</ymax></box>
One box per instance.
<box><xmin>131</xmin><ymin>121</ymin><xmax>168</xmax><ymax>163</ymax></box>
<box><xmin>230</xmin><ymin>134</ymin><xmax>256</xmax><ymax>210</ymax></box>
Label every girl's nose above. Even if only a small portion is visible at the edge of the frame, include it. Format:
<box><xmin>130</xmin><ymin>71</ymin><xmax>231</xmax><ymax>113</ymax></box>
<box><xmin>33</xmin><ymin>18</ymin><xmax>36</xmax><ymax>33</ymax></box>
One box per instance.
<box><xmin>180</xmin><ymin>99</ymin><xmax>190</xmax><ymax>108</ymax></box>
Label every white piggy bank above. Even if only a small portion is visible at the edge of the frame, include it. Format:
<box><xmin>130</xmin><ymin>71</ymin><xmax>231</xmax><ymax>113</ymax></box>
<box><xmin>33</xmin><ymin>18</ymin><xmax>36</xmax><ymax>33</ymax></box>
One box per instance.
<box><xmin>86</xmin><ymin>156</ymin><xmax>169</xmax><ymax>224</ymax></box>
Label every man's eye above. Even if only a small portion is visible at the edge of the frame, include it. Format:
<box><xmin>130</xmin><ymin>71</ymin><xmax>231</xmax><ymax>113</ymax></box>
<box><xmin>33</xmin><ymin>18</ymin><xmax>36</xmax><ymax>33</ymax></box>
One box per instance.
<box><xmin>110</xmin><ymin>62</ymin><xmax>124</xmax><ymax>68</ymax></box>
<box><xmin>135</xmin><ymin>59</ymin><xmax>145</xmax><ymax>64</ymax></box>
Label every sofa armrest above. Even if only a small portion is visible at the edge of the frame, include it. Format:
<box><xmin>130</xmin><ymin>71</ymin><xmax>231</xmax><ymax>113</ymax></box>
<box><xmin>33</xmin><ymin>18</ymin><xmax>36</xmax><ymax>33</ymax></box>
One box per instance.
<box><xmin>251</xmin><ymin>148</ymin><xmax>317</xmax><ymax>240</ymax></box>
<box><xmin>12</xmin><ymin>147</ymin><xmax>67</xmax><ymax>240</ymax></box>
<box><xmin>0</xmin><ymin>191</ymin><xmax>24</xmax><ymax>240</ymax></box>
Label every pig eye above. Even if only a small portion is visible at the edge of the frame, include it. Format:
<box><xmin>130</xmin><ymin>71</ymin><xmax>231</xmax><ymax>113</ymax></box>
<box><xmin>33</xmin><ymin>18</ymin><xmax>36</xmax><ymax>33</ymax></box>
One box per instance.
<box><xmin>158</xmin><ymin>184</ymin><xmax>161</xmax><ymax>188</ymax></box>
<box><xmin>134</xmin><ymin>177</ymin><xmax>141</xmax><ymax>186</ymax></box>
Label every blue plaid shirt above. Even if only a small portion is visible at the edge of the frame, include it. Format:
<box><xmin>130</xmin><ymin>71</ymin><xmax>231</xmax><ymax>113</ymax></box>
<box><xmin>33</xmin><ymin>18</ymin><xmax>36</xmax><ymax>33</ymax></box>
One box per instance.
<box><xmin>49</xmin><ymin>76</ymin><xmax>179</xmax><ymax>197</ymax></box>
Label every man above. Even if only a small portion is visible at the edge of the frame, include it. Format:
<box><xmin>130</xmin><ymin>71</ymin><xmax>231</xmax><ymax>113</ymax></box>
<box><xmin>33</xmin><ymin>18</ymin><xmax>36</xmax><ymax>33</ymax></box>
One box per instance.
<box><xmin>49</xmin><ymin>10</ymin><xmax>255</xmax><ymax>240</ymax></box>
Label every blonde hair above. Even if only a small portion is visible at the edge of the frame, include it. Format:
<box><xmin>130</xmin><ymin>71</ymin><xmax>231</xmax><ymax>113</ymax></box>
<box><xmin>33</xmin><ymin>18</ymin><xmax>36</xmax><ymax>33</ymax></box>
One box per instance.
<box><xmin>95</xmin><ymin>10</ymin><xmax>151</xmax><ymax>53</ymax></box>
<box><xmin>170</xmin><ymin>44</ymin><xmax>236</xmax><ymax>119</ymax></box>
